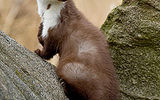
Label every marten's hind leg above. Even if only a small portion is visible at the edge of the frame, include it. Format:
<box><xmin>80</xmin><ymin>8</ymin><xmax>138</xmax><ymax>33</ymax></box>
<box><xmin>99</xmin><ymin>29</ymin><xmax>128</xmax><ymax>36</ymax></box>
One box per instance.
<box><xmin>57</xmin><ymin>62</ymin><xmax>108</xmax><ymax>100</ymax></box>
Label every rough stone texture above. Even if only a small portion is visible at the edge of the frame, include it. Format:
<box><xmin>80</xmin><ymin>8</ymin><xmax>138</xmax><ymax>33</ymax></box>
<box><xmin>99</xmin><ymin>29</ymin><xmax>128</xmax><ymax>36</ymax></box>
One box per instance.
<box><xmin>0</xmin><ymin>31</ymin><xmax>68</xmax><ymax>100</ymax></box>
<box><xmin>101</xmin><ymin>0</ymin><xmax>160</xmax><ymax>99</ymax></box>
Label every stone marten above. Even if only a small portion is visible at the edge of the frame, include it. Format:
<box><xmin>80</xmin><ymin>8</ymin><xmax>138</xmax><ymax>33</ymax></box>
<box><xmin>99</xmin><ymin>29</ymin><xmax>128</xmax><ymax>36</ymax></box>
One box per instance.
<box><xmin>35</xmin><ymin>0</ymin><xmax>119</xmax><ymax>99</ymax></box>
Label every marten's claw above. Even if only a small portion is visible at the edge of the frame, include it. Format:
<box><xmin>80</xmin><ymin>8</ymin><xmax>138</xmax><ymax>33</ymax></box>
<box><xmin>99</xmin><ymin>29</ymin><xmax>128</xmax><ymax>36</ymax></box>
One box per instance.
<box><xmin>35</xmin><ymin>49</ymin><xmax>41</xmax><ymax>56</ymax></box>
<box><xmin>59</xmin><ymin>78</ymin><xmax>66</xmax><ymax>87</ymax></box>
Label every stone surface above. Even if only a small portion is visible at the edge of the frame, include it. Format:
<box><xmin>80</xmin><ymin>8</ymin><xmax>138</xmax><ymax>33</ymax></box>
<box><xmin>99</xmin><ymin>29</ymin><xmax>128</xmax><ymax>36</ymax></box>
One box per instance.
<box><xmin>102</xmin><ymin>0</ymin><xmax>160</xmax><ymax>99</ymax></box>
<box><xmin>0</xmin><ymin>31</ymin><xmax>68</xmax><ymax>100</ymax></box>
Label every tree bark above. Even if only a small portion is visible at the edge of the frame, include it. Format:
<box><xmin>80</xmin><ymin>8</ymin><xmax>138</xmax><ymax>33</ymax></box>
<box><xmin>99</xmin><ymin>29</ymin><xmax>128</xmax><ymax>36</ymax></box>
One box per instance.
<box><xmin>101</xmin><ymin>0</ymin><xmax>160</xmax><ymax>99</ymax></box>
<box><xmin>0</xmin><ymin>31</ymin><xmax>68</xmax><ymax>100</ymax></box>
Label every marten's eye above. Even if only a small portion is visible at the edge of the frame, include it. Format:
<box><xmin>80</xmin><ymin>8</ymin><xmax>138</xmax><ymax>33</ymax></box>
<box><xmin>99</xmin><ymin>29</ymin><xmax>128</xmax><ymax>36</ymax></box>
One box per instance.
<box><xmin>58</xmin><ymin>0</ymin><xmax>67</xmax><ymax>2</ymax></box>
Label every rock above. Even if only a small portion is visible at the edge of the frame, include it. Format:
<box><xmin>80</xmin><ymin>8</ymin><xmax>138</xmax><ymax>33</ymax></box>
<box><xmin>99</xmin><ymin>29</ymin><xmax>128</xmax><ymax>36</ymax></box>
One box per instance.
<box><xmin>101</xmin><ymin>0</ymin><xmax>160</xmax><ymax>99</ymax></box>
<box><xmin>0</xmin><ymin>31</ymin><xmax>68</xmax><ymax>100</ymax></box>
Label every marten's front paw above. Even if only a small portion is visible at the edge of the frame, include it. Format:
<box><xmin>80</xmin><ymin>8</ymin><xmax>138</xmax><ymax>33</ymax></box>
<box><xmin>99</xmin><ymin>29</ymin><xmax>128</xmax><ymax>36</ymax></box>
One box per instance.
<box><xmin>35</xmin><ymin>49</ymin><xmax>41</xmax><ymax>56</ymax></box>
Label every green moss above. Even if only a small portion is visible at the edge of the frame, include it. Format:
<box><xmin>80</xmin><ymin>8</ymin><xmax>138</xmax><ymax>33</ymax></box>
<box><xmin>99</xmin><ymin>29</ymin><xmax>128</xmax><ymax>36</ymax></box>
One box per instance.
<box><xmin>15</xmin><ymin>70</ymin><xmax>22</xmax><ymax>78</ymax></box>
<box><xmin>102</xmin><ymin>0</ymin><xmax>160</xmax><ymax>99</ymax></box>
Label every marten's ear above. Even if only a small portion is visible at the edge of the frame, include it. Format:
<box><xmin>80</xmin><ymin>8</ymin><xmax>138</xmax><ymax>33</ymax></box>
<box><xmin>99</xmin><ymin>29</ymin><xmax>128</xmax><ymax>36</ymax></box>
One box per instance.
<box><xmin>58</xmin><ymin>0</ymin><xmax>67</xmax><ymax>2</ymax></box>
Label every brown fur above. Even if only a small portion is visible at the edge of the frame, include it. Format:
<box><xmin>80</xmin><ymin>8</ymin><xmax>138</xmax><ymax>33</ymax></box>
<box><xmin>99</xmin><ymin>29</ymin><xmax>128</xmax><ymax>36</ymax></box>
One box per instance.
<box><xmin>35</xmin><ymin>0</ymin><xmax>119</xmax><ymax>99</ymax></box>
<box><xmin>47</xmin><ymin>4</ymin><xmax>51</xmax><ymax>10</ymax></box>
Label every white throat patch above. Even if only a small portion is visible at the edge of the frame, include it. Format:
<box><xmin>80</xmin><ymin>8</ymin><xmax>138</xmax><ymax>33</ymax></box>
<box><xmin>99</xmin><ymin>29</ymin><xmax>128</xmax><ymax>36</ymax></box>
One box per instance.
<box><xmin>36</xmin><ymin>0</ymin><xmax>65</xmax><ymax>38</ymax></box>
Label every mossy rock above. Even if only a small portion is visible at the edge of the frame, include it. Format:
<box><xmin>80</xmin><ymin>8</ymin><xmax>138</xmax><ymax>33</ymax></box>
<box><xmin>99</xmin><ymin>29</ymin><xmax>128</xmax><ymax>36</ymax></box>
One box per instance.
<box><xmin>101</xmin><ymin>0</ymin><xmax>160</xmax><ymax>99</ymax></box>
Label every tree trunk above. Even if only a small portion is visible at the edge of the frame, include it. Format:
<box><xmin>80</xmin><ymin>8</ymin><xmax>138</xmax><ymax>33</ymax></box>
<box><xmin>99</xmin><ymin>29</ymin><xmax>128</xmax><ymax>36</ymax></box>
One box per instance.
<box><xmin>0</xmin><ymin>31</ymin><xmax>68</xmax><ymax>100</ymax></box>
<box><xmin>101</xmin><ymin>0</ymin><xmax>160</xmax><ymax>99</ymax></box>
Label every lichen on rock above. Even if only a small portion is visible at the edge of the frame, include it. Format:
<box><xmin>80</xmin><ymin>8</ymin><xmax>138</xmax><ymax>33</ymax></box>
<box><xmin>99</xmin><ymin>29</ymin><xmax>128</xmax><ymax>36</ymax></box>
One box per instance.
<box><xmin>0</xmin><ymin>31</ymin><xmax>68</xmax><ymax>100</ymax></box>
<box><xmin>101</xmin><ymin>0</ymin><xmax>160</xmax><ymax>99</ymax></box>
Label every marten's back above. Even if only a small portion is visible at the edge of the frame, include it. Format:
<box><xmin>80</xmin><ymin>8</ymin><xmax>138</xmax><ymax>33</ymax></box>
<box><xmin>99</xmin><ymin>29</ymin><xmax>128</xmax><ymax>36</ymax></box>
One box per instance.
<box><xmin>58</xmin><ymin>17</ymin><xmax>119</xmax><ymax>100</ymax></box>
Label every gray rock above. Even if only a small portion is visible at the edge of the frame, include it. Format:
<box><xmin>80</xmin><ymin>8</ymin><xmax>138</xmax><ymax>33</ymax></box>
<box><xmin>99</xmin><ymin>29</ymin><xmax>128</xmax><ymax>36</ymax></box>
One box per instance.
<box><xmin>0</xmin><ymin>31</ymin><xmax>68</xmax><ymax>100</ymax></box>
<box><xmin>102</xmin><ymin>0</ymin><xmax>160</xmax><ymax>99</ymax></box>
